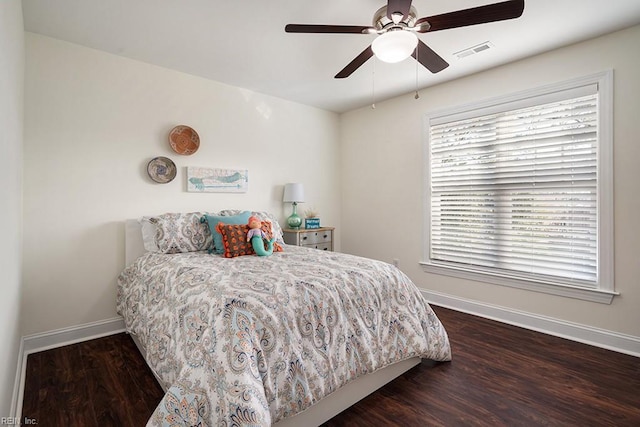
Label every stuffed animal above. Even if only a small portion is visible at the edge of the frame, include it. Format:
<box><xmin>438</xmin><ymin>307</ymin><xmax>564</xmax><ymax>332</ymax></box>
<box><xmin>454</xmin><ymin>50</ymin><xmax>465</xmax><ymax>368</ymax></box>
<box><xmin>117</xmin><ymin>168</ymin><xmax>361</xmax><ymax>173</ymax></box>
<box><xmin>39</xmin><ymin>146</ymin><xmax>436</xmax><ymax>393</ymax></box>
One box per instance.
<box><xmin>246</xmin><ymin>215</ymin><xmax>275</xmax><ymax>256</ymax></box>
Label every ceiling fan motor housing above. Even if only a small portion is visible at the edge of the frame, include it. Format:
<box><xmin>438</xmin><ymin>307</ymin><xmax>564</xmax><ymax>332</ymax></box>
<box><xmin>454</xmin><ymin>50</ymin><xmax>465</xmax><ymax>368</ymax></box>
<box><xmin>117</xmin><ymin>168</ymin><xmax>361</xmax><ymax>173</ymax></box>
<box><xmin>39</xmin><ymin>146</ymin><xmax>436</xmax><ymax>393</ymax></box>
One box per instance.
<box><xmin>373</xmin><ymin>5</ymin><xmax>418</xmax><ymax>31</ymax></box>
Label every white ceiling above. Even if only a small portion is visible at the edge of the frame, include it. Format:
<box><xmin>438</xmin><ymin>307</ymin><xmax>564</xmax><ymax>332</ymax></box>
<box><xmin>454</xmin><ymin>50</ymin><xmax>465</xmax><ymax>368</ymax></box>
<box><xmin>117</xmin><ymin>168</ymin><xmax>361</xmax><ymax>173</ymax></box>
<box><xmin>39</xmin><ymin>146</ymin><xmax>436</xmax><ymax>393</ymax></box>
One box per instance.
<box><xmin>21</xmin><ymin>0</ymin><xmax>640</xmax><ymax>113</ymax></box>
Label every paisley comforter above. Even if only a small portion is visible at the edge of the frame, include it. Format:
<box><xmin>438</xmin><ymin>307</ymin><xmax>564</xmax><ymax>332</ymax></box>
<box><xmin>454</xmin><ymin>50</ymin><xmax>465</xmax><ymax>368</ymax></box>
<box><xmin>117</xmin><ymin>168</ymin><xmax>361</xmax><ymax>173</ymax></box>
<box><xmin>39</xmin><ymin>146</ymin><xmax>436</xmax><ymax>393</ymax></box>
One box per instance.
<box><xmin>116</xmin><ymin>245</ymin><xmax>451</xmax><ymax>426</ymax></box>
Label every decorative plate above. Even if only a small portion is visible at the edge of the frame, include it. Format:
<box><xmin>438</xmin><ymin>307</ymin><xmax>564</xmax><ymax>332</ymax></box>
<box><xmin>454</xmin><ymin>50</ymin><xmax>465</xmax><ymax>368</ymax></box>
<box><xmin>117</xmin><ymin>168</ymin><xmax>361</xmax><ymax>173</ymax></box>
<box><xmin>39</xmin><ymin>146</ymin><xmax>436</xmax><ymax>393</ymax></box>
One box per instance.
<box><xmin>169</xmin><ymin>125</ymin><xmax>200</xmax><ymax>155</ymax></box>
<box><xmin>147</xmin><ymin>156</ymin><xmax>177</xmax><ymax>183</ymax></box>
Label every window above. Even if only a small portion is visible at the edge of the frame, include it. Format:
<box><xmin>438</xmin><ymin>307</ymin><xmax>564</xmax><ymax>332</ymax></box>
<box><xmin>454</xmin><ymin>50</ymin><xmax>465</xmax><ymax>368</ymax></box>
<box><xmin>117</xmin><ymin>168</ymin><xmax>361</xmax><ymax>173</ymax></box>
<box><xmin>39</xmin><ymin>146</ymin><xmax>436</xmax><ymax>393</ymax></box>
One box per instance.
<box><xmin>422</xmin><ymin>71</ymin><xmax>615</xmax><ymax>304</ymax></box>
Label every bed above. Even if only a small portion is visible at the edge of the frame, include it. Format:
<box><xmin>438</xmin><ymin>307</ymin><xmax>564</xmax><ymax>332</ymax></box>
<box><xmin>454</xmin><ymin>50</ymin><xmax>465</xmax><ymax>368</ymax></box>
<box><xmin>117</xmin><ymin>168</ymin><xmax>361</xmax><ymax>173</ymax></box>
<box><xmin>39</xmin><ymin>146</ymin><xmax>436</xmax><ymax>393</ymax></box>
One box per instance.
<box><xmin>117</xmin><ymin>213</ymin><xmax>451</xmax><ymax>426</ymax></box>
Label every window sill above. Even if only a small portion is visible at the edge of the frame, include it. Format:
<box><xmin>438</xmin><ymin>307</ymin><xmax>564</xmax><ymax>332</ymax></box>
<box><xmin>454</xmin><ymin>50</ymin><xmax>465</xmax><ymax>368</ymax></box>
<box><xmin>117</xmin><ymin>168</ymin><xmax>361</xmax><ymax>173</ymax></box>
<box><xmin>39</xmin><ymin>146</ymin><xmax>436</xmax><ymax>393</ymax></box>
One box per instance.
<box><xmin>419</xmin><ymin>262</ymin><xmax>618</xmax><ymax>304</ymax></box>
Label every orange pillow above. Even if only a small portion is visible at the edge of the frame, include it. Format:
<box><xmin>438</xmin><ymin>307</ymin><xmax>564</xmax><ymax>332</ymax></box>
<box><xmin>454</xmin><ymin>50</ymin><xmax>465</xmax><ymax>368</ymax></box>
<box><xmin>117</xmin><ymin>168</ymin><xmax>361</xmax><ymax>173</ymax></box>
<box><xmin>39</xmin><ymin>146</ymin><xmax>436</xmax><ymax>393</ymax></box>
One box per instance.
<box><xmin>216</xmin><ymin>221</ymin><xmax>283</xmax><ymax>258</ymax></box>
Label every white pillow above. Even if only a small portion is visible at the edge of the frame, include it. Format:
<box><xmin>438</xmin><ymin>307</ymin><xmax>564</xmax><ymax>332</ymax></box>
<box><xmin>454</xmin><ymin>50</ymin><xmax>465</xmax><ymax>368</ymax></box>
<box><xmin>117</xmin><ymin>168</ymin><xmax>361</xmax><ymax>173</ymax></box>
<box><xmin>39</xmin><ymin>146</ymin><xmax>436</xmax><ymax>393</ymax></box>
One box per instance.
<box><xmin>139</xmin><ymin>217</ymin><xmax>160</xmax><ymax>252</ymax></box>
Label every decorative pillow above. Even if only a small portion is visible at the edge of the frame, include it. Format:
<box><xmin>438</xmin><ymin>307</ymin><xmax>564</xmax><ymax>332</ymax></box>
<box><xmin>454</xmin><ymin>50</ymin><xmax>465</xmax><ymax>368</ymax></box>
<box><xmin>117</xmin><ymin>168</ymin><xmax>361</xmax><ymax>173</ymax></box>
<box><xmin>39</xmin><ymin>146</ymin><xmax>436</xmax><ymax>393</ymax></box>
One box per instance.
<box><xmin>202</xmin><ymin>211</ymin><xmax>251</xmax><ymax>254</ymax></box>
<box><xmin>216</xmin><ymin>221</ymin><xmax>283</xmax><ymax>258</ymax></box>
<box><xmin>150</xmin><ymin>212</ymin><xmax>213</xmax><ymax>254</ymax></box>
<box><xmin>216</xmin><ymin>223</ymin><xmax>254</xmax><ymax>258</ymax></box>
<box><xmin>139</xmin><ymin>217</ymin><xmax>160</xmax><ymax>252</ymax></box>
<box><xmin>218</xmin><ymin>210</ymin><xmax>285</xmax><ymax>244</ymax></box>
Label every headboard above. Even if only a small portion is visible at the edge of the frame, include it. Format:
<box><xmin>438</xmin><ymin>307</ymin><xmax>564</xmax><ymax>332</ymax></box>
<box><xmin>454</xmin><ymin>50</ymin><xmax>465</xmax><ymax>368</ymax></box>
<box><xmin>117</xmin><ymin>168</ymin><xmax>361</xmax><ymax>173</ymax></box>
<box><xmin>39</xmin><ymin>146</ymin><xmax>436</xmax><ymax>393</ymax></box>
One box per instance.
<box><xmin>125</xmin><ymin>219</ymin><xmax>146</xmax><ymax>266</ymax></box>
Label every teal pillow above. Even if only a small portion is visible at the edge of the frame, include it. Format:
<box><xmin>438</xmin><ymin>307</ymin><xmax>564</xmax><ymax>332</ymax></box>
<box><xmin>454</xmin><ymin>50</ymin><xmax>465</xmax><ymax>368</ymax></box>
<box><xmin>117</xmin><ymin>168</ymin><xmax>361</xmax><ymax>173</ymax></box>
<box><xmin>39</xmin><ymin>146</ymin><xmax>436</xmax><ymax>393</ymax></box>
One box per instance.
<box><xmin>202</xmin><ymin>211</ymin><xmax>251</xmax><ymax>254</ymax></box>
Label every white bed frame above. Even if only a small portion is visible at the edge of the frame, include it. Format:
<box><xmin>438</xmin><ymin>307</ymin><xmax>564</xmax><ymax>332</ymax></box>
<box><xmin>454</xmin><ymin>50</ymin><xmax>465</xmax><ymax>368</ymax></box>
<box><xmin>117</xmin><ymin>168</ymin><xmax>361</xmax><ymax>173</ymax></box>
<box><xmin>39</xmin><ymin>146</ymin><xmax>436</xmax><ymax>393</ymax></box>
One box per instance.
<box><xmin>124</xmin><ymin>219</ymin><xmax>420</xmax><ymax>426</ymax></box>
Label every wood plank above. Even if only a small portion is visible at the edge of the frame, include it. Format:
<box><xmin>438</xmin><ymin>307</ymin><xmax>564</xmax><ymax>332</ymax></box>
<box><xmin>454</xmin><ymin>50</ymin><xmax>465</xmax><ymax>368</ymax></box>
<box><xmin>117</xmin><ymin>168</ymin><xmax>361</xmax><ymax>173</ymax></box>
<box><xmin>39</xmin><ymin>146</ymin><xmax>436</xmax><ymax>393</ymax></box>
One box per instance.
<box><xmin>80</xmin><ymin>334</ymin><xmax>162</xmax><ymax>426</ymax></box>
<box><xmin>117</xmin><ymin>332</ymin><xmax>166</xmax><ymax>416</ymax></box>
<box><xmin>21</xmin><ymin>351</ymin><xmax>41</xmax><ymax>422</ymax></box>
<box><xmin>23</xmin><ymin>344</ymin><xmax>97</xmax><ymax>426</ymax></box>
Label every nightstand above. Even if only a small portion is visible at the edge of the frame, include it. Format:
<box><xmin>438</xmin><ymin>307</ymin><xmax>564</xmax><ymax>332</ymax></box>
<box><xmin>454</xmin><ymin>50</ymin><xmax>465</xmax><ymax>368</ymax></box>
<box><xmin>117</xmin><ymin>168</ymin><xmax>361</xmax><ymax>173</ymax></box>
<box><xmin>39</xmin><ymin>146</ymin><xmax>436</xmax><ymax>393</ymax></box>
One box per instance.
<box><xmin>283</xmin><ymin>227</ymin><xmax>335</xmax><ymax>251</ymax></box>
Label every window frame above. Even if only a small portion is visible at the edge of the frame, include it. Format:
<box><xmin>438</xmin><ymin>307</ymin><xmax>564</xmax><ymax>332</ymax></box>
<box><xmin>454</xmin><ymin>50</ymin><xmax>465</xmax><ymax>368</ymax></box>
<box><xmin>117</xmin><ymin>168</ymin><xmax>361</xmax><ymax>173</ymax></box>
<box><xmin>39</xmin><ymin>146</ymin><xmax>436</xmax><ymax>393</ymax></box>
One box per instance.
<box><xmin>421</xmin><ymin>70</ymin><xmax>616</xmax><ymax>304</ymax></box>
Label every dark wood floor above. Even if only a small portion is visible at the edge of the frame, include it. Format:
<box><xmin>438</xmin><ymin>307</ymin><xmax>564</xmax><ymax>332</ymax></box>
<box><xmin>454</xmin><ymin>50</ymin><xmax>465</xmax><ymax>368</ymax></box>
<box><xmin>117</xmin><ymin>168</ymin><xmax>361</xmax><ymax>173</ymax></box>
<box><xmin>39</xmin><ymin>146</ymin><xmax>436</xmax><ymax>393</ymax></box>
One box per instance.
<box><xmin>22</xmin><ymin>306</ymin><xmax>640</xmax><ymax>426</ymax></box>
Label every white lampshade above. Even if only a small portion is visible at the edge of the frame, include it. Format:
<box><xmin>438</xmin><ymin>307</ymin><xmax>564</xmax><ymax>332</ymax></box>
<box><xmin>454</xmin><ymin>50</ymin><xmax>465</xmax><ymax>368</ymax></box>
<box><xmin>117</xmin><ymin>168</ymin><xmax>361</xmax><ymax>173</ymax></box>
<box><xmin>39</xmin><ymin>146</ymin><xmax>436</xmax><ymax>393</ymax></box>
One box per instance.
<box><xmin>283</xmin><ymin>183</ymin><xmax>305</xmax><ymax>203</ymax></box>
<box><xmin>371</xmin><ymin>30</ymin><xmax>418</xmax><ymax>63</ymax></box>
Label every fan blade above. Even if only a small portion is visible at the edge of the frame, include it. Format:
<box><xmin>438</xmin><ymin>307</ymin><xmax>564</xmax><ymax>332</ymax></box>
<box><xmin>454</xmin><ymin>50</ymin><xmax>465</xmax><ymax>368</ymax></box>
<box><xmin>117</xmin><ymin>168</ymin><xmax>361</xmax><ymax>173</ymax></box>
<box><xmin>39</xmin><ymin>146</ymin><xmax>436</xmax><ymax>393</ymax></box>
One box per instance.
<box><xmin>285</xmin><ymin>24</ymin><xmax>375</xmax><ymax>34</ymax></box>
<box><xmin>387</xmin><ymin>0</ymin><xmax>413</xmax><ymax>21</ymax></box>
<box><xmin>335</xmin><ymin>45</ymin><xmax>374</xmax><ymax>79</ymax></box>
<box><xmin>415</xmin><ymin>0</ymin><xmax>524</xmax><ymax>33</ymax></box>
<box><xmin>412</xmin><ymin>40</ymin><xmax>449</xmax><ymax>73</ymax></box>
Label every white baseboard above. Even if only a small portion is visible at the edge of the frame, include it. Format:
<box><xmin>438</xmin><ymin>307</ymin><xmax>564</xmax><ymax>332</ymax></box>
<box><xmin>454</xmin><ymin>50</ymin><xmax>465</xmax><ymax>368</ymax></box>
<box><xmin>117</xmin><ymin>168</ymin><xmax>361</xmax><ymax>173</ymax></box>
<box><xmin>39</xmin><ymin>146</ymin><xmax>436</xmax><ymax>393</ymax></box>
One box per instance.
<box><xmin>421</xmin><ymin>289</ymin><xmax>640</xmax><ymax>358</ymax></box>
<box><xmin>10</xmin><ymin>338</ymin><xmax>24</xmax><ymax>418</ymax></box>
<box><xmin>13</xmin><ymin>317</ymin><xmax>126</xmax><ymax>420</ymax></box>
<box><xmin>21</xmin><ymin>316</ymin><xmax>125</xmax><ymax>356</ymax></box>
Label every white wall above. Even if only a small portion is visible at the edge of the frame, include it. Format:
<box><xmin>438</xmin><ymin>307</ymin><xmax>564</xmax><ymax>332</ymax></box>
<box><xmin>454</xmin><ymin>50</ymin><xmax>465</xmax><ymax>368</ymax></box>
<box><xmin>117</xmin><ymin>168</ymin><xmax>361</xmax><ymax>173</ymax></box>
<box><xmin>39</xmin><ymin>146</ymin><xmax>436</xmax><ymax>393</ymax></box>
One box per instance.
<box><xmin>23</xmin><ymin>33</ymin><xmax>341</xmax><ymax>336</ymax></box>
<box><xmin>0</xmin><ymin>0</ymin><xmax>24</xmax><ymax>416</ymax></box>
<box><xmin>340</xmin><ymin>25</ymin><xmax>640</xmax><ymax>338</ymax></box>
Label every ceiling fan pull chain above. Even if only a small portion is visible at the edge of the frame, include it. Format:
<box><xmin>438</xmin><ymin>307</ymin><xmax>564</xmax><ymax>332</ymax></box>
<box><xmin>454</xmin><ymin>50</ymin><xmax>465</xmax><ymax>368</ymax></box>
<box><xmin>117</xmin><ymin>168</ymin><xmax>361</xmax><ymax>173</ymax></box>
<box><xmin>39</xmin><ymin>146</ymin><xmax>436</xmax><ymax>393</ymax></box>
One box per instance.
<box><xmin>414</xmin><ymin>46</ymin><xmax>420</xmax><ymax>100</ymax></box>
<box><xmin>371</xmin><ymin>57</ymin><xmax>376</xmax><ymax>109</ymax></box>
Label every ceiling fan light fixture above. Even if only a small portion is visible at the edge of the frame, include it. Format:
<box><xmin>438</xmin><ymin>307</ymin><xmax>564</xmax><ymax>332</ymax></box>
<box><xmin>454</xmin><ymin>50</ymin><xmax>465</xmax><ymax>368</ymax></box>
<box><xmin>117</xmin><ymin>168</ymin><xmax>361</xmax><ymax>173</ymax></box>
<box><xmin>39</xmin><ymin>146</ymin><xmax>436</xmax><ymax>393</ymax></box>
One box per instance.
<box><xmin>371</xmin><ymin>30</ymin><xmax>418</xmax><ymax>63</ymax></box>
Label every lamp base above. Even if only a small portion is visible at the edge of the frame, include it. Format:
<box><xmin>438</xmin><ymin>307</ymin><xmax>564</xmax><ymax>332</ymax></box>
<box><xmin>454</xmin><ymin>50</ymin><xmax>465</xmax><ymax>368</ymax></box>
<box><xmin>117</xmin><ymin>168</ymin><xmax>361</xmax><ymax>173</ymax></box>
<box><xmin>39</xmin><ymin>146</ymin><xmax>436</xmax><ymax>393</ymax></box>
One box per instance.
<box><xmin>287</xmin><ymin>213</ymin><xmax>302</xmax><ymax>229</ymax></box>
<box><xmin>287</xmin><ymin>202</ymin><xmax>302</xmax><ymax>229</ymax></box>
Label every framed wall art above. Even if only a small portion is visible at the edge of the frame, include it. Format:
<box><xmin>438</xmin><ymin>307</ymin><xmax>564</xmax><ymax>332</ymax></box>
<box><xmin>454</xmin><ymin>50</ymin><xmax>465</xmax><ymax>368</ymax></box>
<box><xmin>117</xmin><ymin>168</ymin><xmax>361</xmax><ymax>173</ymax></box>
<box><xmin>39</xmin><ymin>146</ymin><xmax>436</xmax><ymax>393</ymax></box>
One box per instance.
<box><xmin>186</xmin><ymin>167</ymin><xmax>248</xmax><ymax>193</ymax></box>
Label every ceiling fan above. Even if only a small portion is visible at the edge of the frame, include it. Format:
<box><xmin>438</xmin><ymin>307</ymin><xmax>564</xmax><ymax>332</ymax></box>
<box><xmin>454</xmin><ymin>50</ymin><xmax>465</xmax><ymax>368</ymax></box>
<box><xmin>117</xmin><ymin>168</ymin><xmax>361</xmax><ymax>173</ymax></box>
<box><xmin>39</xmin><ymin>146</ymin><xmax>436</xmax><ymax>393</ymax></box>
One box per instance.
<box><xmin>285</xmin><ymin>0</ymin><xmax>525</xmax><ymax>78</ymax></box>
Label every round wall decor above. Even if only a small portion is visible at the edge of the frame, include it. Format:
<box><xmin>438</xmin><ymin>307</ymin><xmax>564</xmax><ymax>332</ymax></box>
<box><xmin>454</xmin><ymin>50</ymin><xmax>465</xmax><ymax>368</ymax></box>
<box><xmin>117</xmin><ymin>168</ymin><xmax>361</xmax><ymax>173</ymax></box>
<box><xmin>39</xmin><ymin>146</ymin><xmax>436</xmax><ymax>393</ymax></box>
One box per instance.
<box><xmin>147</xmin><ymin>156</ymin><xmax>177</xmax><ymax>183</ymax></box>
<box><xmin>169</xmin><ymin>125</ymin><xmax>200</xmax><ymax>155</ymax></box>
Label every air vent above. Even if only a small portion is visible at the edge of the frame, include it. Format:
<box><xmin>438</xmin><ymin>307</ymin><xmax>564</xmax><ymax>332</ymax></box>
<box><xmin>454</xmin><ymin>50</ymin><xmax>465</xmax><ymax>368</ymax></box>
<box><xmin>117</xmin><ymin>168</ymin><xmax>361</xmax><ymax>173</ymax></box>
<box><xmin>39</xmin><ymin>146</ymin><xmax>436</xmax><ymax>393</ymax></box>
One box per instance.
<box><xmin>454</xmin><ymin>41</ymin><xmax>494</xmax><ymax>59</ymax></box>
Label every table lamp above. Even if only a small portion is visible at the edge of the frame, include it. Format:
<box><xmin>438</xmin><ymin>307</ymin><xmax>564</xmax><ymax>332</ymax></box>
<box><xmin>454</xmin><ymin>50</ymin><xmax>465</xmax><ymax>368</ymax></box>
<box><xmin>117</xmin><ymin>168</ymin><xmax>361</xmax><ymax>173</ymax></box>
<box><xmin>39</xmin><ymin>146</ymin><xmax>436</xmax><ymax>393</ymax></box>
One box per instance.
<box><xmin>283</xmin><ymin>183</ymin><xmax>304</xmax><ymax>229</ymax></box>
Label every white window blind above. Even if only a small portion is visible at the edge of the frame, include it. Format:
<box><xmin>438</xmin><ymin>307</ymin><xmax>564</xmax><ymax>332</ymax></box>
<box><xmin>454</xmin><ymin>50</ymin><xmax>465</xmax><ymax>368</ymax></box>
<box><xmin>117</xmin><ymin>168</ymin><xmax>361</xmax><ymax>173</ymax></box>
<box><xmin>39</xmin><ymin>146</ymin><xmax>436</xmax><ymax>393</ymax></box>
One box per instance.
<box><xmin>428</xmin><ymin>89</ymin><xmax>599</xmax><ymax>287</ymax></box>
